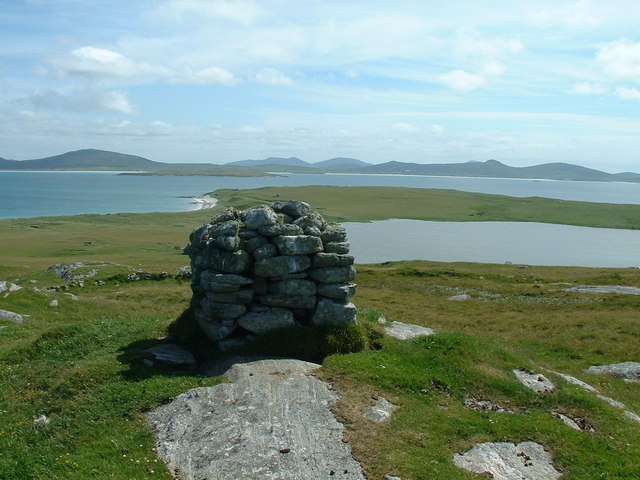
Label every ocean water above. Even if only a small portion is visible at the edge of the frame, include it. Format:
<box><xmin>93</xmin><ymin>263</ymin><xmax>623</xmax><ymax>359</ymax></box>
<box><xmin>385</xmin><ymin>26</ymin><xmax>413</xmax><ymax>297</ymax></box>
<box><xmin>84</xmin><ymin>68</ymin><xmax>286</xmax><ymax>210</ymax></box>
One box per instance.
<box><xmin>1</xmin><ymin>171</ymin><xmax>639</xmax><ymax>219</ymax></box>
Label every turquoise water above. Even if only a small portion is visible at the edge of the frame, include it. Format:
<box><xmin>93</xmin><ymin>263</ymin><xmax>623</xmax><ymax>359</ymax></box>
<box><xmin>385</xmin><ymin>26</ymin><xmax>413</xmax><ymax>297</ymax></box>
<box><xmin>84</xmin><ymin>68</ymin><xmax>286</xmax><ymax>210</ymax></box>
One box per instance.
<box><xmin>1</xmin><ymin>171</ymin><xmax>639</xmax><ymax>219</ymax></box>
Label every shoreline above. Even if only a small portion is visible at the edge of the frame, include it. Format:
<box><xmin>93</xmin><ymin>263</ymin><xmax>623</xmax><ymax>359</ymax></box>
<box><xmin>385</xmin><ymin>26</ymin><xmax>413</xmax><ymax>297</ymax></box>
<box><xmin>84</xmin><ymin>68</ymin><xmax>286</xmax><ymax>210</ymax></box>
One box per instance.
<box><xmin>188</xmin><ymin>194</ymin><xmax>217</xmax><ymax>210</ymax></box>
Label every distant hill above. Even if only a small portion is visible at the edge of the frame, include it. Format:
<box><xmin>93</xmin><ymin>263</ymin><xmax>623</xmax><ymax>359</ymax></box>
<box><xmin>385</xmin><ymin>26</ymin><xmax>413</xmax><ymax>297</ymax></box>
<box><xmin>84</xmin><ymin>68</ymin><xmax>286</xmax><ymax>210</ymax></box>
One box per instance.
<box><xmin>226</xmin><ymin>157</ymin><xmax>310</xmax><ymax>168</ymax></box>
<box><xmin>356</xmin><ymin>159</ymin><xmax>640</xmax><ymax>183</ymax></box>
<box><xmin>0</xmin><ymin>149</ymin><xmax>162</xmax><ymax>171</ymax></box>
<box><xmin>313</xmin><ymin>157</ymin><xmax>371</xmax><ymax>170</ymax></box>
<box><xmin>0</xmin><ymin>149</ymin><xmax>273</xmax><ymax>176</ymax></box>
<box><xmin>2</xmin><ymin>150</ymin><xmax>638</xmax><ymax>183</ymax></box>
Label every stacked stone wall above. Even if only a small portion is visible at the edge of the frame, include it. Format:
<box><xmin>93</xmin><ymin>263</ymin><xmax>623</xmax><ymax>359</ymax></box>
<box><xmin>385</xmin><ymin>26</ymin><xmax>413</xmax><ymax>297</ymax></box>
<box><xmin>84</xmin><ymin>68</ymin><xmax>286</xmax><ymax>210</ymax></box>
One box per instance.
<box><xmin>184</xmin><ymin>200</ymin><xmax>356</xmax><ymax>345</ymax></box>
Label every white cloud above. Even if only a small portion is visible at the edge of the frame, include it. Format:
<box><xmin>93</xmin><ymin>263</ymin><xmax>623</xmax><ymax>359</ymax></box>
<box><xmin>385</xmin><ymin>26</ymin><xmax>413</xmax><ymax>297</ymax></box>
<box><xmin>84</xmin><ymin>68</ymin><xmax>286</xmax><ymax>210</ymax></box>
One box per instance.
<box><xmin>570</xmin><ymin>82</ymin><xmax>608</xmax><ymax>95</ymax></box>
<box><xmin>393</xmin><ymin>122</ymin><xmax>420</xmax><ymax>133</ymax></box>
<box><xmin>528</xmin><ymin>0</ymin><xmax>602</xmax><ymax>27</ymax></box>
<box><xmin>50</xmin><ymin>46</ymin><xmax>167</xmax><ymax>81</ymax></box>
<box><xmin>431</xmin><ymin>124</ymin><xmax>445</xmax><ymax>134</ymax></box>
<box><xmin>100</xmin><ymin>90</ymin><xmax>136</xmax><ymax>114</ymax></box>
<box><xmin>28</xmin><ymin>88</ymin><xmax>135</xmax><ymax>115</ymax></box>
<box><xmin>156</xmin><ymin>0</ymin><xmax>264</xmax><ymax>25</ymax></box>
<box><xmin>439</xmin><ymin>70</ymin><xmax>487</xmax><ymax>91</ymax></box>
<box><xmin>616</xmin><ymin>87</ymin><xmax>640</xmax><ymax>100</ymax></box>
<box><xmin>482</xmin><ymin>61</ymin><xmax>506</xmax><ymax>76</ymax></box>
<box><xmin>49</xmin><ymin>46</ymin><xmax>238</xmax><ymax>86</ymax></box>
<box><xmin>597</xmin><ymin>40</ymin><xmax>640</xmax><ymax>81</ymax></box>
<box><xmin>254</xmin><ymin>68</ymin><xmax>293</xmax><ymax>86</ymax></box>
<box><xmin>454</xmin><ymin>28</ymin><xmax>523</xmax><ymax>58</ymax></box>
<box><xmin>171</xmin><ymin>66</ymin><xmax>237</xmax><ymax>85</ymax></box>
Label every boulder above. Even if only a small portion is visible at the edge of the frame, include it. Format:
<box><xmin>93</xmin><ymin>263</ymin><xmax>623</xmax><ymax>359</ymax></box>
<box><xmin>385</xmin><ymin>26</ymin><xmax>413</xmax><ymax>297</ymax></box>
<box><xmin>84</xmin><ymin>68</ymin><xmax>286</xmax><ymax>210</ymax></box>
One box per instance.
<box><xmin>312</xmin><ymin>299</ymin><xmax>357</xmax><ymax>326</ymax></box>
<box><xmin>269</xmin><ymin>279</ymin><xmax>317</xmax><ymax>296</ymax></box>
<box><xmin>316</xmin><ymin>283</ymin><xmax>356</xmax><ymax>300</ymax></box>
<box><xmin>258</xmin><ymin>224</ymin><xmax>304</xmax><ymax>237</ymax></box>
<box><xmin>313</xmin><ymin>253</ymin><xmax>354</xmax><ymax>268</ymax></box>
<box><xmin>274</xmin><ymin>235</ymin><xmax>323</xmax><ymax>256</ymax></box>
<box><xmin>258</xmin><ymin>294</ymin><xmax>317</xmax><ymax>310</ymax></box>
<box><xmin>0</xmin><ymin>309</ymin><xmax>24</xmax><ymax>323</ymax></box>
<box><xmin>194</xmin><ymin>248</ymin><xmax>252</xmax><ymax>274</ymax></box>
<box><xmin>309</xmin><ymin>266</ymin><xmax>356</xmax><ymax>284</ymax></box>
<box><xmin>238</xmin><ymin>308</ymin><xmax>295</xmax><ymax>334</ymax></box>
<box><xmin>200</xmin><ymin>299</ymin><xmax>247</xmax><ymax>320</ymax></box>
<box><xmin>253</xmin><ymin>243</ymin><xmax>278</xmax><ymax>261</ymax></box>
<box><xmin>323</xmin><ymin>242</ymin><xmax>351</xmax><ymax>254</ymax></box>
<box><xmin>272</xmin><ymin>200</ymin><xmax>311</xmax><ymax>218</ymax></box>
<box><xmin>321</xmin><ymin>226</ymin><xmax>348</xmax><ymax>243</ymax></box>
<box><xmin>199</xmin><ymin>272</ymin><xmax>253</xmax><ymax>292</ymax></box>
<box><xmin>255</xmin><ymin>255</ymin><xmax>312</xmax><ymax>278</ymax></box>
<box><xmin>241</xmin><ymin>205</ymin><xmax>279</xmax><ymax>230</ymax></box>
<box><xmin>586</xmin><ymin>362</ymin><xmax>640</xmax><ymax>381</ymax></box>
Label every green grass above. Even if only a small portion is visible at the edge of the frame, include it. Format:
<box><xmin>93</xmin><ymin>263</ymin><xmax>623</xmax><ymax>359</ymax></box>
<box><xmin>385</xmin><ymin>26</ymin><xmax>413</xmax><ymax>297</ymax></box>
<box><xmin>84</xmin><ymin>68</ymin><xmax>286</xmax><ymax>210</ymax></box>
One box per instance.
<box><xmin>1</xmin><ymin>185</ymin><xmax>639</xmax><ymax>479</ymax></box>
<box><xmin>212</xmin><ymin>185</ymin><xmax>640</xmax><ymax>229</ymax></box>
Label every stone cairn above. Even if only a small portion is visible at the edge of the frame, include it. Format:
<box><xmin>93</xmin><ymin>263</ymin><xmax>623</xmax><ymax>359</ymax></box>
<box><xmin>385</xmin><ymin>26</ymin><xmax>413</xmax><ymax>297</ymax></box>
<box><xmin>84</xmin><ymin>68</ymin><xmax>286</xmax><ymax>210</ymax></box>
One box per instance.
<box><xmin>184</xmin><ymin>200</ymin><xmax>357</xmax><ymax>346</ymax></box>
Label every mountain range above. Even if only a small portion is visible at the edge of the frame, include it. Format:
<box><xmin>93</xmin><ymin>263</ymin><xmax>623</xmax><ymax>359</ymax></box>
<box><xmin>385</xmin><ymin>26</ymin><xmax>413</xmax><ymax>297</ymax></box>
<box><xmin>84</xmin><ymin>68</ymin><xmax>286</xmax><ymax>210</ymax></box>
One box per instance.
<box><xmin>1</xmin><ymin>149</ymin><xmax>639</xmax><ymax>183</ymax></box>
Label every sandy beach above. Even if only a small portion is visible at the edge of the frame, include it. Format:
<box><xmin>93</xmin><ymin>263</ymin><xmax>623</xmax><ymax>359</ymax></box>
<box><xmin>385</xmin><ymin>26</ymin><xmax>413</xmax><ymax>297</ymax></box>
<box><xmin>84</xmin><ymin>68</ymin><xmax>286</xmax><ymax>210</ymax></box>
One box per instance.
<box><xmin>190</xmin><ymin>195</ymin><xmax>217</xmax><ymax>210</ymax></box>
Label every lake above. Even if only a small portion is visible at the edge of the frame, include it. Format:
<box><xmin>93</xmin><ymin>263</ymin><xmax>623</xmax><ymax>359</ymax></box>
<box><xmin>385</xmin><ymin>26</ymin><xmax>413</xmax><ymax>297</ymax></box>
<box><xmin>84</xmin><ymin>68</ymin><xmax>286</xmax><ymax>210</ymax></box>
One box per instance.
<box><xmin>344</xmin><ymin>220</ymin><xmax>640</xmax><ymax>268</ymax></box>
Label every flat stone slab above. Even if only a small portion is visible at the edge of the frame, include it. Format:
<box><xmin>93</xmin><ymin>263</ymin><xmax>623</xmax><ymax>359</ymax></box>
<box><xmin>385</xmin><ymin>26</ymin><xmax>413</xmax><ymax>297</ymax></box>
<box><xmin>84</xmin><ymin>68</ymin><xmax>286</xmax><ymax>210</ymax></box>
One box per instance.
<box><xmin>513</xmin><ymin>369</ymin><xmax>555</xmax><ymax>393</ymax></box>
<box><xmin>147</xmin><ymin>358</ymin><xmax>366</xmax><ymax>480</ymax></box>
<box><xmin>383</xmin><ymin>321</ymin><xmax>435</xmax><ymax>340</ymax></box>
<box><xmin>453</xmin><ymin>441</ymin><xmax>562</xmax><ymax>480</ymax></box>
<box><xmin>547</xmin><ymin>370</ymin><xmax>598</xmax><ymax>392</ymax></box>
<box><xmin>564</xmin><ymin>285</ymin><xmax>640</xmax><ymax>295</ymax></box>
<box><xmin>144</xmin><ymin>344</ymin><xmax>197</xmax><ymax>367</ymax></box>
<box><xmin>586</xmin><ymin>361</ymin><xmax>640</xmax><ymax>381</ymax></box>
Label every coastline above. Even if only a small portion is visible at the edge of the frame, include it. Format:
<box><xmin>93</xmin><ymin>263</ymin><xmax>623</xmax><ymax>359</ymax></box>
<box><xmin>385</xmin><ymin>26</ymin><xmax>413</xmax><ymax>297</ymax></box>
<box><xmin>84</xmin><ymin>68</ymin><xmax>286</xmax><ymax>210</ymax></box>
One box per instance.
<box><xmin>188</xmin><ymin>194</ymin><xmax>217</xmax><ymax>210</ymax></box>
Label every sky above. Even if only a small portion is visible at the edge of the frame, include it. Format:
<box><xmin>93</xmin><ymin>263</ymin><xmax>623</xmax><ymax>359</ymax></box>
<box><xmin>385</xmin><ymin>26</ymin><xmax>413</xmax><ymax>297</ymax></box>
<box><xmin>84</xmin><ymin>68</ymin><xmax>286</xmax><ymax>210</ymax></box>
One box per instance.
<box><xmin>1</xmin><ymin>0</ymin><xmax>639</xmax><ymax>172</ymax></box>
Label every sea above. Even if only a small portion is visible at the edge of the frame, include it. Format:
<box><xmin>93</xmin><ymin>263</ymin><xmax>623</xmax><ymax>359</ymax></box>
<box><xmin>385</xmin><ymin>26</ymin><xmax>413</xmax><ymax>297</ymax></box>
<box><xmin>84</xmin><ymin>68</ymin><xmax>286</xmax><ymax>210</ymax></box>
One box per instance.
<box><xmin>1</xmin><ymin>171</ymin><xmax>639</xmax><ymax>267</ymax></box>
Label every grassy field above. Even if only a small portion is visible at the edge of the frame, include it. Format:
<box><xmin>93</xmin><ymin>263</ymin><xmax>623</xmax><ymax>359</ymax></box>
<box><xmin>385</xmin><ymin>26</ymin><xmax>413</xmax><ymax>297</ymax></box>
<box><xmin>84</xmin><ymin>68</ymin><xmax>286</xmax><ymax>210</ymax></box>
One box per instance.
<box><xmin>1</xmin><ymin>186</ymin><xmax>639</xmax><ymax>479</ymax></box>
<box><xmin>213</xmin><ymin>185</ymin><xmax>640</xmax><ymax>229</ymax></box>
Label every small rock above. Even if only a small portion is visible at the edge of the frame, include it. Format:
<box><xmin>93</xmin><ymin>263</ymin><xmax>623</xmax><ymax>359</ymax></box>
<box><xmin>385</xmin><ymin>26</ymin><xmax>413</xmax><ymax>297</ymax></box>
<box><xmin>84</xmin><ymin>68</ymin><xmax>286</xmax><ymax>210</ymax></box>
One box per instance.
<box><xmin>33</xmin><ymin>415</ymin><xmax>50</xmax><ymax>426</ymax></box>
<box><xmin>464</xmin><ymin>396</ymin><xmax>512</xmax><ymax>413</ymax></box>
<box><xmin>513</xmin><ymin>368</ymin><xmax>555</xmax><ymax>393</ymax></box>
<box><xmin>9</xmin><ymin>283</ymin><xmax>22</xmax><ymax>292</ymax></box>
<box><xmin>448</xmin><ymin>294</ymin><xmax>470</xmax><ymax>301</ymax></box>
<box><xmin>0</xmin><ymin>309</ymin><xmax>24</xmax><ymax>323</ymax></box>
<box><xmin>64</xmin><ymin>293</ymin><xmax>79</xmax><ymax>301</ymax></box>
<box><xmin>384</xmin><ymin>321</ymin><xmax>435</xmax><ymax>340</ymax></box>
<box><xmin>364</xmin><ymin>397</ymin><xmax>398</xmax><ymax>423</ymax></box>
<box><xmin>145</xmin><ymin>344</ymin><xmax>197</xmax><ymax>367</ymax></box>
<box><xmin>385</xmin><ymin>476</ymin><xmax>402</xmax><ymax>480</ymax></box>
<box><xmin>49</xmin><ymin>299</ymin><xmax>59</xmax><ymax>307</ymax></box>
<box><xmin>0</xmin><ymin>281</ymin><xmax>6</xmax><ymax>293</ymax></box>
<box><xmin>553</xmin><ymin>412</ymin><xmax>594</xmax><ymax>432</ymax></box>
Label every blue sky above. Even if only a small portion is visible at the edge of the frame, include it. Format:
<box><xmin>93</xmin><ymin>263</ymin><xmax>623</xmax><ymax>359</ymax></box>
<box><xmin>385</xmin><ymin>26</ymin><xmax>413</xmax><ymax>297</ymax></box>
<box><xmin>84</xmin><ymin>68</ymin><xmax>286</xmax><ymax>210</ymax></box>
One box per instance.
<box><xmin>1</xmin><ymin>0</ymin><xmax>639</xmax><ymax>172</ymax></box>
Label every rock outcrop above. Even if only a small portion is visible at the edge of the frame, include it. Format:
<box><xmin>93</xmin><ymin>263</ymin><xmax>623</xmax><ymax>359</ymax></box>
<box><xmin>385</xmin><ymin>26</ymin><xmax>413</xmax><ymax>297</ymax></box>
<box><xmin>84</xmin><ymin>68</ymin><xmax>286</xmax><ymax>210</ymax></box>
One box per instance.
<box><xmin>184</xmin><ymin>201</ymin><xmax>357</xmax><ymax>345</ymax></box>
<box><xmin>147</xmin><ymin>358</ymin><xmax>366</xmax><ymax>480</ymax></box>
